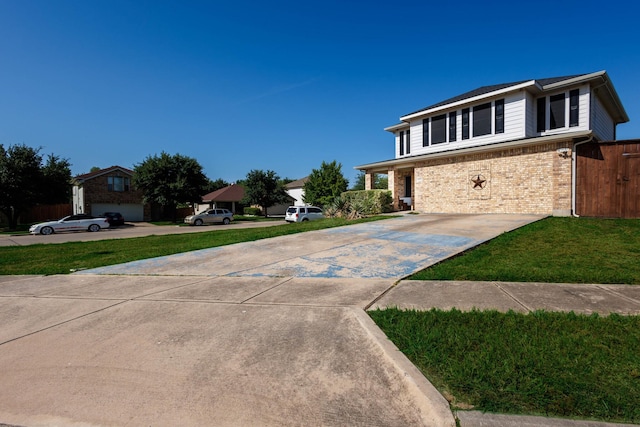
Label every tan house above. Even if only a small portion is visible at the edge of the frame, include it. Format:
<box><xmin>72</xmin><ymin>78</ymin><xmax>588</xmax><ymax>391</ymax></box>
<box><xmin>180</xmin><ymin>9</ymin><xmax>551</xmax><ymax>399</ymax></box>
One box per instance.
<box><xmin>197</xmin><ymin>183</ymin><xmax>245</xmax><ymax>214</ymax></box>
<box><xmin>72</xmin><ymin>166</ymin><xmax>148</xmax><ymax>221</ymax></box>
<box><xmin>356</xmin><ymin>71</ymin><xmax>636</xmax><ymax>217</ymax></box>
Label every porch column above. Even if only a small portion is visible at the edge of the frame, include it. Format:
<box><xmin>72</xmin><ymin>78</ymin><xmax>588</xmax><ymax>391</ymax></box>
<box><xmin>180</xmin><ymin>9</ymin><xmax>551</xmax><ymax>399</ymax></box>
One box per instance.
<box><xmin>364</xmin><ymin>172</ymin><xmax>374</xmax><ymax>190</ymax></box>
<box><xmin>388</xmin><ymin>169</ymin><xmax>397</xmax><ymax>210</ymax></box>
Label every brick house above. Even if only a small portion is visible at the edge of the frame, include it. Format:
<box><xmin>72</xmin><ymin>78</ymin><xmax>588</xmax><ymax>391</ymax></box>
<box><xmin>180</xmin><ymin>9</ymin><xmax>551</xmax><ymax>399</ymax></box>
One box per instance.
<box><xmin>356</xmin><ymin>71</ymin><xmax>635</xmax><ymax>217</ymax></box>
<box><xmin>72</xmin><ymin>166</ymin><xmax>149</xmax><ymax>221</ymax></box>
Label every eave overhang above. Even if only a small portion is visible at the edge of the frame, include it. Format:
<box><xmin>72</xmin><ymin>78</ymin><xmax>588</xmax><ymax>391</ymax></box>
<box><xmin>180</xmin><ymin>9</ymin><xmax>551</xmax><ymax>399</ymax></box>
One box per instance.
<box><xmin>355</xmin><ymin>131</ymin><xmax>593</xmax><ymax>173</ymax></box>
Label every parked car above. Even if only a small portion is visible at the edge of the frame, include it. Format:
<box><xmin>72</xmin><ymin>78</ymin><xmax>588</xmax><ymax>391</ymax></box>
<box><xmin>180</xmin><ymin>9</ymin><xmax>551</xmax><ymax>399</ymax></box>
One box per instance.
<box><xmin>184</xmin><ymin>209</ymin><xmax>234</xmax><ymax>226</ymax></box>
<box><xmin>285</xmin><ymin>206</ymin><xmax>324</xmax><ymax>223</ymax></box>
<box><xmin>29</xmin><ymin>214</ymin><xmax>110</xmax><ymax>235</ymax></box>
<box><xmin>103</xmin><ymin>212</ymin><xmax>125</xmax><ymax>226</ymax></box>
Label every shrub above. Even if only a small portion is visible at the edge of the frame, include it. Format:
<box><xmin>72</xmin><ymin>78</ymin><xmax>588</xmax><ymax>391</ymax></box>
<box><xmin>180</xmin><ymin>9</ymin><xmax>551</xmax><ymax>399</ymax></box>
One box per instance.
<box><xmin>326</xmin><ymin>190</ymin><xmax>392</xmax><ymax>218</ymax></box>
<box><xmin>341</xmin><ymin>190</ymin><xmax>393</xmax><ymax>215</ymax></box>
<box><xmin>243</xmin><ymin>207</ymin><xmax>262</xmax><ymax>216</ymax></box>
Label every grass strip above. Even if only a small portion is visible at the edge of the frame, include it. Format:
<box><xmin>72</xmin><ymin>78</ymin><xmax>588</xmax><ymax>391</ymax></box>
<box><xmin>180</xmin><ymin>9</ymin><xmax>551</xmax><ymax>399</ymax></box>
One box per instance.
<box><xmin>369</xmin><ymin>308</ymin><xmax>640</xmax><ymax>424</ymax></box>
<box><xmin>410</xmin><ymin>217</ymin><xmax>640</xmax><ymax>284</ymax></box>
<box><xmin>0</xmin><ymin>216</ymin><xmax>388</xmax><ymax>275</ymax></box>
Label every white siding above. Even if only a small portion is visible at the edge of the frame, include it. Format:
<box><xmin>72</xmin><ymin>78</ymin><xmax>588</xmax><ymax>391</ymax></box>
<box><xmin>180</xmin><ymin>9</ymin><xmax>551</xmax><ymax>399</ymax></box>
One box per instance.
<box><xmin>502</xmin><ymin>93</ymin><xmax>527</xmax><ymax>140</ymax></box>
<box><xmin>525</xmin><ymin>92</ymin><xmax>536</xmax><ymax>137</ymax></box>
<box><xmin>73</xmin><ymin>186</ymin><xmax>84</xmax><ymax>214</ymax></box>
<box><xmin>592</xmin><ymin>93</ymin><xmax>615</xmax><ymax>140</ymax></box>
<box><xmin>538</xmin><ymin>85</ymin><xmax>590</xmax><ymax>137</ymax></box>
<box><xmin>286</xmin><ymin>188</ymin><xmax>305</xmax><ymax>206</ymax></box>
<box><xmin>403</xmin><ymin>92</ymin><xmax>527</xmax><ymax>157</ymax></box>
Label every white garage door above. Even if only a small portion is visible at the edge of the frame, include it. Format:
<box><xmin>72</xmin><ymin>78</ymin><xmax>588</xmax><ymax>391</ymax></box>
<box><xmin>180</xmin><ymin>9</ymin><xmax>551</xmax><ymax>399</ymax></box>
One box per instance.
<box><xmin>92</xmin><ymin>204</ymin><xmax>144</xmax><ymax>222</ymax></box>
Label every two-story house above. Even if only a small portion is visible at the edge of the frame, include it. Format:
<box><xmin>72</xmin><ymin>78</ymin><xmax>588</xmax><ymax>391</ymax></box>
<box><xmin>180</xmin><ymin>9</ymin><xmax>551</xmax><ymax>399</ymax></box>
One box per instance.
<box><xmin>72</xmin><ymin>166</ymin><xmax>148</xmax><ymax>221</ymax></box>
<box><xmin>356</xmin><ymin>71</ymin><xmax>638</xmax><ymax>217</ymax></box>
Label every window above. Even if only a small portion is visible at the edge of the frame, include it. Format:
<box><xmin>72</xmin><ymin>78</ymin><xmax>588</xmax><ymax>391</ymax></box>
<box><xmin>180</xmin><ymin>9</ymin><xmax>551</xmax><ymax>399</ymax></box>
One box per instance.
<box><xmin>537</xmin><ymin>97</ymin><xmax>546</xmax><ymax>132</ymax></box>
<box><xmin>462</xmin><ymin>108</ymin><xmax>470</xmax><ymax>139</ymax></box>
<box><xmin>549</xmin><ymin>93</ymin><xmax>565</xmax><ymax>129</ymax></box>
<box><xmin>569</xmin><ymin>89</ymin><xmax>579</xmax><ymax>127</ymax></box>
<box><xmin>107</xmin><ymin>176</ymin><xmax>130</xmax><ymax>192</ymax></box>
<box><xmin>495</xmin><ymin>99</ymin><xmax>504</xmax><ymax>134</ymax></box>
<box><xmin>399</xmin><ymin>130</ymin><xmax>410</xmax><ymax>155</ymax></box>
<box><xmin>422</xmin><ymin>119</ymin><xmax>429</xmax><ymax>147</ymax></box>
<box><xmin>449</xmin><ymin>111</ymin><xmax>457</xmax><ymax>142</ymax></box>
<box><xmin>472</xmin><ymin>102</ymin><xmax>491</xmax><ymax>137</ymax></box>
<box><xmin>431</xmin><ymin>114</ymin><xmax>446</xmax><ymax>144</ymax></box>
<box><xmin>405</xmin><ymin>129</ymin><xmax>410</xmax><ymax>154</ymax></box>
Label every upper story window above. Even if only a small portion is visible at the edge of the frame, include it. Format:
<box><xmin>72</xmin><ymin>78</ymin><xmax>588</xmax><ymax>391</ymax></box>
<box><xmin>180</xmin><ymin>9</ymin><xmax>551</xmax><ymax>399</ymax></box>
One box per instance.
<box><xmin>417</xmin><ymin>98</ymin><xmax>504</xmax><ymax>148</ymax></box>
<box><xmin>495</xmin><ymin>99</ymin><xmax>504</xmax><ymax>134</ymax></box>
<box><xmin>537</xmin><ymin>89</ymin><xmax>580</xmax><ymax>132</ymax></box>
<box><xmin>431</xmin><ymin>114</ymin><xmax>447</xmax><ymax>144</ymax></box>
<box><xmin>399</xmin><ymin>130</ymin><xmax>410</xmax><ymax>155</ymax></box>
<box><xmin>108</xmin><ymin>176</ymin><xmax>130</xmax><ymax>192</ymax></box>
<box><xmin>449</xmin><ymin>111</ymin><xmax>457</xmax><ymax>142</ymax></box>
<box><xmin>462</xmin><ymin>108</ymin><xmax>470</xmax><ymax>140</ymax></box>
<box><xmin>472</xmin><ymin>102</ymin><xmax>492</xmax><ymax>137</ymax></box>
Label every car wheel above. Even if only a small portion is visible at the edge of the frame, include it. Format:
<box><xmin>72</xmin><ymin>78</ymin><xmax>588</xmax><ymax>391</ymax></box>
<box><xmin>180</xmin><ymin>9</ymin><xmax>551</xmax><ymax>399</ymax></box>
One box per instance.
<box><xmin>88</xmin><ymin>224</ymin><xmax>101</xmax><ymax>232</ymax></box>
<box><xmin>222</xmin><ymin>217</ymin><xmax>230</xmax><ymax>225</ymax></box>
<box><xmin>41</xmin><ymin>226</ymin><xmax>54</xmax><ymax>235</ymax></box>
<box><xmin>302</xmin><ymin>218</ymin><xmax>309</xmax><ymax>222</ymax></box>
<box><xmin>194</xmin><ymin>219</ymin><xmax>203</xmax><ymax>226</ymax></box>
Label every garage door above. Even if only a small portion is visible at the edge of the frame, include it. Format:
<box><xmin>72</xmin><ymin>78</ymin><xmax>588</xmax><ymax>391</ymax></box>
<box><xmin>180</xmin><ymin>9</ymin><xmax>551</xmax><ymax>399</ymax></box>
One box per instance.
<box><xmin>92</xmin><ymin>204</ymin><xmax>144</xmax><ymax>221</ymax></box>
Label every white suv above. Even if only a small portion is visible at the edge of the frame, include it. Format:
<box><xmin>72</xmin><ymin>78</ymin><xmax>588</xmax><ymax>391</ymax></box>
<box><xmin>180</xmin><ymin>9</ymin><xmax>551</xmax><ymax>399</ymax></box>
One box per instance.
<box><xmin>285</xmin><ymin>206</ymin><xmax>324</xmax><ymax>222</ymax></box>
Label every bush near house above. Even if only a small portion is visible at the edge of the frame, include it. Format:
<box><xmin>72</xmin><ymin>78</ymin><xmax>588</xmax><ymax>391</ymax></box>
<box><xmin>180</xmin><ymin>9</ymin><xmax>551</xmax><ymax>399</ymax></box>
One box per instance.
<box><xmin>243</xmin><ymin>207</ymin><xmax>262</xmax><ymax>216</ymax></box>
<box><xmin>325</xmin><ymin>190</ymin><xmax>393</xmax><ymax>218</ymax></box>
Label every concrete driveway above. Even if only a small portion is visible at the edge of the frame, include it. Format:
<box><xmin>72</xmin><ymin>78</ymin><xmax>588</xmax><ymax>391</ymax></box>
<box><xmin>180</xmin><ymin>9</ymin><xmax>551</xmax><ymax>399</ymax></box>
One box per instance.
<box><xmin>0</xmin><ymin>213</ymin><xmax>543</xmax><ymax>426</ymax></box>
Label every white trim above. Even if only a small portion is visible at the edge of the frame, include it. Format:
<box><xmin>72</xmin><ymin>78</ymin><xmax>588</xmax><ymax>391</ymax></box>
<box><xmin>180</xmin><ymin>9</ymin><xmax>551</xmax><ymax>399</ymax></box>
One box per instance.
<box><xmin>355</xmin><ymin>131</ymin><xmax>593</xmax><ymax>172</ymax></box>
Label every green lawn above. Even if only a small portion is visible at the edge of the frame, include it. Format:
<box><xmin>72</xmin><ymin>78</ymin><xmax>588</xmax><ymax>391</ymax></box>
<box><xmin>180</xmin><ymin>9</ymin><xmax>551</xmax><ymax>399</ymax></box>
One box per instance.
<box><xmin>0</xmin><ymin>216</ymin><xmax>388</xmax><ymax>275</ymax></box>
<box><xmin>370</xmin><ymin>308</ymin><xmax>640</xmax><ymax>424</ymax></box>
<box><xmin>372</xmin><ymin>216</ymin><xmax>640</xmax><ymax>424</ymax></box>
<box><xmin>410</xmin><ymin>217</ymin><xmax>640</xmax><ymax>284</ymax></box>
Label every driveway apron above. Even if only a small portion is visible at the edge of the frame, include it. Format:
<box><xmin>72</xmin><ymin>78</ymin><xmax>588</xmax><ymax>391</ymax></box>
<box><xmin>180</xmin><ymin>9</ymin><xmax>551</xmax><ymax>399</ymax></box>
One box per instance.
<box><xmin>0</xmin><ymin>214</ymin><xmax>543</xmax><ymax>427</ymax></box>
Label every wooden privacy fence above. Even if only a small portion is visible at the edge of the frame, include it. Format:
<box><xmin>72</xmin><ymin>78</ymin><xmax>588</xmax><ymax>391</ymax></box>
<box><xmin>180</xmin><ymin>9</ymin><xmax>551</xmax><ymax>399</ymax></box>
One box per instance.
<box><xmin>576</xmin><ymin>141</ymin><xmax>640</xmax><ymax>218</ymax></box>
<box><xmin>20</xmin><ymin>204</ymin><xmax>73</xmax><ymax>224</ymax></box>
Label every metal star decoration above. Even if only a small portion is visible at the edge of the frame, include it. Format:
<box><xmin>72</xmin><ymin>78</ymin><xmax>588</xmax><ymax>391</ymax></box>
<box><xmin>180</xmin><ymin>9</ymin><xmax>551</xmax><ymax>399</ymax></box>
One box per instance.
<box><xmin>471</xmin><ymin>175</ymin><xmax>486</xmax><ymax>189</ymax></box>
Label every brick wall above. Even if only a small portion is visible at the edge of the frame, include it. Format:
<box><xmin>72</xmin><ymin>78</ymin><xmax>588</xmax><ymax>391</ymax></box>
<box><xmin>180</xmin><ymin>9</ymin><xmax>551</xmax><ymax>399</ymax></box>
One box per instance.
<box><xmin>81</xmin><ymin>172</ymin><xmax>145</xmax><ymax>215</ymax></box>
<box><xmin>408</xmin><ymin>141</ymin><xmax>573</xmax><ymax>215</ymax></box>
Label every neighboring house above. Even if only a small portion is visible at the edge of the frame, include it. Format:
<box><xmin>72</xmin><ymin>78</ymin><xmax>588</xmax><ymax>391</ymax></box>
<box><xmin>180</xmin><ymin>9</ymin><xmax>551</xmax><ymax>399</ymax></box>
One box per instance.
<box><xmin>72</xmin><ymin>166</ymin><xmax>148</xmax><ymax>221</ymax></box>
<box><xmin>356</xmin><ymin>70</ymin><xmax>638</xmax><ymax>217</ymax></box>
<box><xmin>285</xmin><ymin>177</ymin><xmax>309</xmax><ymax>206</ymax></box>
<box><xmin>198</xmin><ymin>183</ymin><xmax>245</xmax><ymax>214</ymax></box>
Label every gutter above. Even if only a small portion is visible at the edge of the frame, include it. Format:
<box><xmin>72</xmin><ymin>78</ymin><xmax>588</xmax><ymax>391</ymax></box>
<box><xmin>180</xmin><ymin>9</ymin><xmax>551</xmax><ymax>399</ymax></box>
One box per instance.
<box><xmin>571</xmin><ymin>136</ymin><xmax>595</xmax><ymax>217</ymax></box>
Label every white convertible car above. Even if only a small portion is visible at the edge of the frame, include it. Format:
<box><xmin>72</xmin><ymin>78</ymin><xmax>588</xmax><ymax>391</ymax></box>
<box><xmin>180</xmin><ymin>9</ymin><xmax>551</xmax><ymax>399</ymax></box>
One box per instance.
<box><xmin>29</xmin><ymin>214</ymin><xmax>111</xmax><ymax>235</ymax></box>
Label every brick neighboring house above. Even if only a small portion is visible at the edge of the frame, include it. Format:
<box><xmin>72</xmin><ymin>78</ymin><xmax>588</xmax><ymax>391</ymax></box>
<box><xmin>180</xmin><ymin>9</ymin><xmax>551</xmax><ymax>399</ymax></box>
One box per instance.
<box><xmin>356</xmin><ymin>70</ymin><xmax>637</xmax><ymax>217</ymax></box>
<box><xmin>72</xmin><ymin>166</ymin><xmax>149</xmax><ymax>221</ymax></box>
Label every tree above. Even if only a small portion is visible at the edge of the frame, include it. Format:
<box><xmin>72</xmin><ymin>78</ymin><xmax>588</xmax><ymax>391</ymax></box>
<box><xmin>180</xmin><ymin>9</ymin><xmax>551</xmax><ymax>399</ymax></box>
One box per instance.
<box><xmin>303</xmin><ymin>160</ymin><xmax>348</xmax><ymax>207</ymax></box>
<box><xmin>133</xmin><ymin>152</ymin><xmax>209</xmax><ymax>221</ymax></box>
<box><xmin>0</xmin><ymin>144</ymin><xmax>71</xmax><ymax>229</ymax></box>
<box><xmin>352</xmin><ymin>171</ymin><xmax>388</xmax><ymax>191</ymax></box>
<box><xmin>242</xmin><ymin>169</ymin><xmax>289</xmax><ymax>217</ymax></box>
<box><xmin>206</xmin><ymin>178</ymin><xmax>230</xmax><ymax>193</ymax></box>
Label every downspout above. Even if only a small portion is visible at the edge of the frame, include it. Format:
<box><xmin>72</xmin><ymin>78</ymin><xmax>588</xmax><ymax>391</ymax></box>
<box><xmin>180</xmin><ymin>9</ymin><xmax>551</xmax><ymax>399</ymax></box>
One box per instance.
<box><xmin>571</xmin><ymin>136</ymin><xmax>594</xmax><ymax>217</ymax></box>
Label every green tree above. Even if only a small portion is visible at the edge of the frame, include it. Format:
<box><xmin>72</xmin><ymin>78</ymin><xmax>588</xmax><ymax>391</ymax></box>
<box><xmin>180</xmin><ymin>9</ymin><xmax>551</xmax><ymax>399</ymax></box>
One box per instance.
<box><xmin>205</xmin><ymin>178</ymin><xmax>230</xmax><ymax>193</ymax></box>
<box><xmin>351</xmin><ymin>171</ymin><xmax>389</xmax><ymax>191</ymax></box>
<box><xmin>133</xmin><ymin>152</ymin><xmax>208</xmax><ymax>221</ymax></box>
<box><xmin>303</xmin><ymin>160</ymin><xmax>348</xmax><ymax>207</ymax></box>
<box><xmin>242</xmin><ymin>169</ymin><xmax>289</xmax><ymax>217</ymax></box>
<box><xmin>0</xmin><ymin>144</ymin><xmax>71</xmax><ymax>229</ymax></box>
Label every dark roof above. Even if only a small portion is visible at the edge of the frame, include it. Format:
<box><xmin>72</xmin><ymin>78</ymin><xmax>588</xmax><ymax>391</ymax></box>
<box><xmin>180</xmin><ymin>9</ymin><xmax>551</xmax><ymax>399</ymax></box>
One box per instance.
<box><xmin>403</xmin><ymin>74</ymin><xmax>586</xmax><ymax>117</ymax></box>
<box><xmin>285</xmin><ymin>176</ymin><xmax>309</xmax><ymax>189</ymax></box>
<box><xmin>74</xmin><ymin>165</ymin><xmax>134</xmax><ymax>181</ymax></box>
<box><xmin>202</xmin><ymin>183</ymin><xmax>245</xmax><ymax>202</ymax></box>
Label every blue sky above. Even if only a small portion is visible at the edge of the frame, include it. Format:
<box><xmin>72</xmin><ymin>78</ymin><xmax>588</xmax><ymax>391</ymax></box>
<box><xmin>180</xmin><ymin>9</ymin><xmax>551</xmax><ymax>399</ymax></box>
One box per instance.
<box><xmin>2</xmin><ymin>0</ymin><xmax>639</xmax><ymax>186</ymax></box>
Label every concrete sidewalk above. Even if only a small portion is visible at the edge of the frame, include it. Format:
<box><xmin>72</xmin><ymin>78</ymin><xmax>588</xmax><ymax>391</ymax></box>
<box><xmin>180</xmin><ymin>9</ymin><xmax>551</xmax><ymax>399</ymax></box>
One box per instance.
<box><xmin>1</xmin><ymin>213</ymin><xmax>637</xmax><ymax>426</ymax></box>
